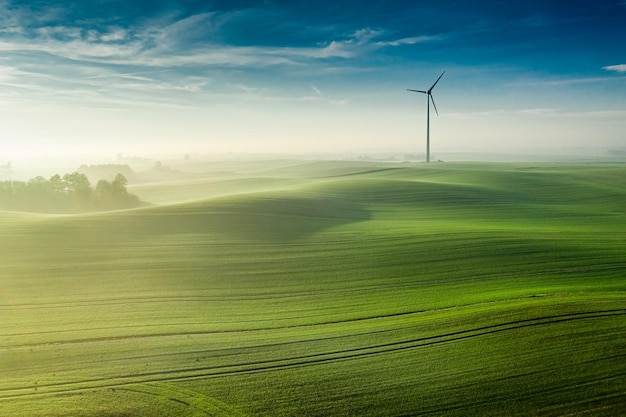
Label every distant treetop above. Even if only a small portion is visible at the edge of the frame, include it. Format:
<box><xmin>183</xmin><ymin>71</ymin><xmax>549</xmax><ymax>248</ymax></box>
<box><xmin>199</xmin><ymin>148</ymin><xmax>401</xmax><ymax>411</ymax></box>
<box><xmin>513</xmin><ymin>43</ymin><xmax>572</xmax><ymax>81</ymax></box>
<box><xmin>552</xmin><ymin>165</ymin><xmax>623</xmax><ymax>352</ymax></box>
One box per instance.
<box><xmin>0</xmin><ymin>172</ymin><xmax>141</xmax><ymax>213</ymax></box>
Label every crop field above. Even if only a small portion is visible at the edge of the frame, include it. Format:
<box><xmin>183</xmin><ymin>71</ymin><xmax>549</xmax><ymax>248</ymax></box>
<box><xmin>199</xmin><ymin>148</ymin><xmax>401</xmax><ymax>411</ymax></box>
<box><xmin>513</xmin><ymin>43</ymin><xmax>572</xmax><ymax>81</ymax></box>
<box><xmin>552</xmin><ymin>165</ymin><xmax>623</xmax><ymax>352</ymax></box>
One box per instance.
<box><xmin>1</xmin><ymin>160</ymin><xmax>625</xmax><ymax>416</ymax></box>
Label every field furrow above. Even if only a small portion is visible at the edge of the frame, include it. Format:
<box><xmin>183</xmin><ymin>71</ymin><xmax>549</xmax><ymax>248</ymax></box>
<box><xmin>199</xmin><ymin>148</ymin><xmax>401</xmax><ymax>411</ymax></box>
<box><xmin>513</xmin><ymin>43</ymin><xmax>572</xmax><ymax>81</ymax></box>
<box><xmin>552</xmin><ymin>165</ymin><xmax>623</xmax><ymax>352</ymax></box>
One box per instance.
<box><xmin>1</xmin><ymin>161</ymin><xmax>625</xmax><ymax>416</ymax></box>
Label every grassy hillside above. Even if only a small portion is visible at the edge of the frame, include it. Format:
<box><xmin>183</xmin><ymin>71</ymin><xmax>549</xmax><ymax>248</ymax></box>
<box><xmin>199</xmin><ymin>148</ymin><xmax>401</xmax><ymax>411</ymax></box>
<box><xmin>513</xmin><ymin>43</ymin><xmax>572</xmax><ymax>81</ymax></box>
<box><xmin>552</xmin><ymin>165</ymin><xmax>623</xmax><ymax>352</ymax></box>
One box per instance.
<box><xmin>1</xmin><ymin>161</ymin><xmax>625</xmax><ymax>416</ymax></box>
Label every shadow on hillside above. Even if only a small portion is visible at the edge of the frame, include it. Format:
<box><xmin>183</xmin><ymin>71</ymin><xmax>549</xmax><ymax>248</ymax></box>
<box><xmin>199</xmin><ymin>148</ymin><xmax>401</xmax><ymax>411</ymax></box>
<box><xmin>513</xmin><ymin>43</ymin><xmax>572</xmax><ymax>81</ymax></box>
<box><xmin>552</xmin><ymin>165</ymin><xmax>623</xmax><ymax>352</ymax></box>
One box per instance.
<box><xmin>146</xmin><ymin>196</ymin><xmax>372</xmax><ymax>242</ymax></box>
<box><xmin>33</xmin><ymin>195</ymin><xmax>371</xmax><ymax>245</ymax></box>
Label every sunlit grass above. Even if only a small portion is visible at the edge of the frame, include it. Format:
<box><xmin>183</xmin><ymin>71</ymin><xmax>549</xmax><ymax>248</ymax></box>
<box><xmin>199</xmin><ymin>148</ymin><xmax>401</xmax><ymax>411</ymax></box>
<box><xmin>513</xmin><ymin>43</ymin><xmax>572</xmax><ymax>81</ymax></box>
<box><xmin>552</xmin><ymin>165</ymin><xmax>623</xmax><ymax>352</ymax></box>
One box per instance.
<box><xmin>0</xmin><ymin>161</ymin><xmax>625</xmax><ymax>416</ymax></box>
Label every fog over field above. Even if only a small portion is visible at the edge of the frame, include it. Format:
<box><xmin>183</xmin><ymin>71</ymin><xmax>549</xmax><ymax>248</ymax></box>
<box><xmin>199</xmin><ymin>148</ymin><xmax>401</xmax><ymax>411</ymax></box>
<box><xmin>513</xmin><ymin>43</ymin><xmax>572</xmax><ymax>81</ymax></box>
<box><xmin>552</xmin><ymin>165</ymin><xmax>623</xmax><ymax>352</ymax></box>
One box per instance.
<box><xmin>2</xmin><ymin>159</ymin><xmax>626</xmax><ymax>416</ymax></box>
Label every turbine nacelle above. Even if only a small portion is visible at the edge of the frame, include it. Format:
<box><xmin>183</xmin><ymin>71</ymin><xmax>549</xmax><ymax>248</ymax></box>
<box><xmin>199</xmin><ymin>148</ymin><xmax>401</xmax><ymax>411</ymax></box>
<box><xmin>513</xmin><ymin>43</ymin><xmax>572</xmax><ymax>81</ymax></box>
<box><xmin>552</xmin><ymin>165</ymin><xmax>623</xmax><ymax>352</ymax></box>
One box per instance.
<box><xmin>407</xmin><ymin>70</ymin><xmax>445</xmax><ymax>116</ymax></box>
<box><xmin>428</xmin><ymin>70</ymin><xmax>445</xmax><ymax>93</ymax></box>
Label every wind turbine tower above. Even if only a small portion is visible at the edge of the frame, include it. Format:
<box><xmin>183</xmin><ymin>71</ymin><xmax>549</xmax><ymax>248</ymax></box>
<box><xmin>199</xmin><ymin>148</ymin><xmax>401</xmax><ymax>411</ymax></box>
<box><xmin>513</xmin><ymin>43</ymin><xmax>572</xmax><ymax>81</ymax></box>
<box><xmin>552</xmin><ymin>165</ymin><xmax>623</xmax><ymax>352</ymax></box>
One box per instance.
<box><xmin>407</xmin><ymin>71</ymin><xmax>445</xmax><ymax>163</ymax></box>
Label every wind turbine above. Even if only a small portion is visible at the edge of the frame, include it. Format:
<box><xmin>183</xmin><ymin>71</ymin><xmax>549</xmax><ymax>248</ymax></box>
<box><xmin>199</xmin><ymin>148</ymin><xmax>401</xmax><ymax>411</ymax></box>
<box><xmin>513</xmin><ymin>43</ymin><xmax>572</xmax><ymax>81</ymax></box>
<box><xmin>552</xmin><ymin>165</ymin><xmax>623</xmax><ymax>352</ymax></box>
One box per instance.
<box><xmin>407</xmin><ymin>70</ymin><xmax>445</xmax><ymax>163</ymax></box>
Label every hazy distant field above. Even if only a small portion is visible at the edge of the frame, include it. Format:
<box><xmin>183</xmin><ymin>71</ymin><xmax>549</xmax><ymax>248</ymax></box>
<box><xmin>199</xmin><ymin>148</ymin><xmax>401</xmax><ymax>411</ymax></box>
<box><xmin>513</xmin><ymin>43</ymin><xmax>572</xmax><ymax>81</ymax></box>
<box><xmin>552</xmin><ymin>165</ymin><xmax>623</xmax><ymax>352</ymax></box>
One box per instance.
<box><xmin>1</xmin><ymin>160</ymin><xmax>625</xmax><ymax>416</ymax></box>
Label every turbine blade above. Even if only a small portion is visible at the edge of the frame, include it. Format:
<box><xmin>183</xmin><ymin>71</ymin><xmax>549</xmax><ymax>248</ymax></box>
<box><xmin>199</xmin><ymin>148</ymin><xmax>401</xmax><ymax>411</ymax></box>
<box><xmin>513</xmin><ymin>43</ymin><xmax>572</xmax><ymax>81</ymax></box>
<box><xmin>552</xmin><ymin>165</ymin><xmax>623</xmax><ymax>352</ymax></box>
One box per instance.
<box><xmin>430</xmin><ymin>94</ymin><xmax>439</xmax><ymax>116</ymax></box>
<box><xmin>407</xmin><ymin>89</ymin><xmax>427</xmax><ymax>93</ymax></box>
<box><xmin>429</xmin><ymin>70</ymin><xmax>445</xmax><ymax>91</ymax></box>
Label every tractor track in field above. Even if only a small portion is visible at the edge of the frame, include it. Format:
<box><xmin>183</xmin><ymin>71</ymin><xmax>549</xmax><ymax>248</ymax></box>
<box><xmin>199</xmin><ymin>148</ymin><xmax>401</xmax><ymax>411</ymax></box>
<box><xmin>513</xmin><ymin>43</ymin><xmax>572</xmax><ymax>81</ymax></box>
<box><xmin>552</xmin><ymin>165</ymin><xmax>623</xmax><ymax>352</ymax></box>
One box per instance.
<box><xmin>1</xmin><ymin>309</ymin><xmax>624</xmax><ymax>400</ymax></box>
<box><xmin>118</xmin><ymin>383</ymin><xmax>247</xmax><ymax>416</ymax></box>
<box><xmin>5</xmin><ymin>299</ymin><xmax>618</xmax><ymax>349</ymax></box>
<box><xmin>4</xmin><ymin>281</ymin><xmax>619</xmax><ymax>346</ymax></box>
<box><xmin>1</xmin><ymin>309</ymin><xmax>430</xmax><ymax>347</ymax></box>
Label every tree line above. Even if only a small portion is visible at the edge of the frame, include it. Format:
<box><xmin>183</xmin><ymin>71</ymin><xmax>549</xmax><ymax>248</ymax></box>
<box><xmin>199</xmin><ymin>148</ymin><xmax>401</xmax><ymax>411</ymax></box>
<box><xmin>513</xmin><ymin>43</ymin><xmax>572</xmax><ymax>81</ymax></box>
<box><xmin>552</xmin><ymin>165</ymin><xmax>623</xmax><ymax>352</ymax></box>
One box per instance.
<box><xmin>0</xmin><ymin>172</ymin><xmax>140</xmax><ymax>213</ymax></box>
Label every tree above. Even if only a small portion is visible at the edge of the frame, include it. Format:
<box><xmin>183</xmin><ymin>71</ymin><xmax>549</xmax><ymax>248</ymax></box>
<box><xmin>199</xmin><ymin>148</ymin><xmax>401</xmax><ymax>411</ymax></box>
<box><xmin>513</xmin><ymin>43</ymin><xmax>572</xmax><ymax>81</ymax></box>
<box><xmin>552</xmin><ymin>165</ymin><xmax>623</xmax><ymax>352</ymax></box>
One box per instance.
<box><xmin>111</xmin><ymin>173</ymin><xmax>138</xmax><ymax>207</ymax></box>
<box><xmin>63</xmin><ymin>172</ymin><xmax>92</xmax><ymax>206</ymax></box>
<box><xmin>63</xmin><ymin>172</ymin><xmax>90</xmax><ymax>191</ymax></box>
<box><xmin>27</xmin><ymin>176</ymin><xmax>48</xmax><ymax>190</ymax></box>
<box><xmin>112</xmin><ymin>173</ymin><xmax>128</xmax><ymax>192</ymax></box>
<box><xmin>49</xmin><ymin>174</ymin><xmax>66</xmax><ymax>194</ymax></box>
<box><xmin>1</xmin><ymin>171</ymin><xmax>139</xmax><ymax>212</ymax></box>
<box><xmin>95</xmin><ymin>179</ymin><xmax>113</xmax><ymax>208</ymax></box>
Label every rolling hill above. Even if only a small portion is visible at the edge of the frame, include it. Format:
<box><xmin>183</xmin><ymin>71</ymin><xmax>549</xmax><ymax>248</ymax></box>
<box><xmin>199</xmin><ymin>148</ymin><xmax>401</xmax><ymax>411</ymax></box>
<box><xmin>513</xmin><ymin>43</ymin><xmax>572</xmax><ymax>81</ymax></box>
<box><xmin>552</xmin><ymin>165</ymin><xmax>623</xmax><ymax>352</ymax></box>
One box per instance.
<box><xmin>1</xmin><ymin>161</ymin><xmax>624</xmax><ymax>416</ymax></box>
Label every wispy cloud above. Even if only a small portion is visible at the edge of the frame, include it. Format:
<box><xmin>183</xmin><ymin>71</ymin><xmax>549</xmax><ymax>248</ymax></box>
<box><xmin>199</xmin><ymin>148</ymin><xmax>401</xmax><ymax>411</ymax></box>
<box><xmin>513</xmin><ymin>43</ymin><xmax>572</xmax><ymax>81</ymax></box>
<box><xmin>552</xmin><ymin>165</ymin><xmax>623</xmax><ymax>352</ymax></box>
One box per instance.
<box><xmin>376</xmin><ymin>35</ymin><xmax>442</xmax><ymax>47</ymax></box>
<box><xmin>0</xmin><ymin>18</ymin><xmax>364</xmax><ymax>68</ymax></box>
<box><xmin>351</xmin><ymin>28</ymin><xmax>385</xmax><ymax>44</ymax></box>
<box><xmin>447</xmin><ymin>108</ymin><xmax>626</xmax><ymax>119</ymax></box>
<box><xmin>0</xmin><ymin>7</ymin><xmax>444</xmax><ymax>73</ymax></box>
<box><xmin>603</xmin><ymin>64</ymin><xmax>626</xmax><ymax>73</ymax></box>
<box><xmin>0</xmin><ymin>0</ymin><xmax>449</xmax><ymax>74</ymax></box>
<box><xmin>516</xmin><ymin>108</ymin><xmax>559</xmax><ymax>116</ymax></box>
<box><xmin>510</xmin><ymin>73</ymin><xmax>626</xmax><ymax>87</ymax></box>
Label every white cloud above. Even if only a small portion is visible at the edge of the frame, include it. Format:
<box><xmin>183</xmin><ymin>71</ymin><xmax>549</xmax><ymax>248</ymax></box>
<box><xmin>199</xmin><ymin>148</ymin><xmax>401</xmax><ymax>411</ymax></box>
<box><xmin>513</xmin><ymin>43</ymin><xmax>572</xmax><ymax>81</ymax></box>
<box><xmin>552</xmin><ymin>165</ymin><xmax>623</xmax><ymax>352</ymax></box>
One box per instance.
<box><xmin>447</xmin><ymin>108</ymin><xmax>626</xmax><ymax>119</ymax></box>
<box><xmin>307</xmin><ymin>29</ymin><xmax>441</xmax><ymax>60</ymax></box>
<box><xmin>0</xmin><ymin>64</ymin><xmax>20</xmax><ymax>82</ymax></box>
<box><xmin>36</xmin><ymin>25</ymin><xmax>82</xmax><ymax>40</ymax></box>
<box><xmin>0</xmin><ymin>7</ymin><xmax>443</xmax><ymax>115</ymax></box>
<box><xmin>0</xmin><ymin>4</ymin><xmax>443</xmax><ymax>72</ymax></box>
<box><xmin>100</xmin><ymin>28</ymin><xmax>128</xmax><ymax>42</ymax></box>
<box><xmin>0</xmin><ymin>16</ymin><xmax>360</xmax><ymax>69</ymax></box>
<box><xmin>351</xmin><ymin>28</ymin><xmax>384</xmax><ymax>44</ymax></box>
<box><xmin>603</xmin><ymin>64</ymin><xmax>626</xmax><ymax>73</ymax></box>
<box><xmin>314</xmin><ymin>29</ymin><xmax>443</xmax><ymax>59</ymax></box>
<box><xmin>516</xmin><ymin>108</ymin><xmax>560</xmax><ymax>116</ymax></box>
<box><xmin>376</xmin><ymin>35</ymin><xmax>441</xmax><ymax>47</ymax></box>
<box><xmin>309</xmin><ymin>40</ymin><xmax>355</xmax><ymax>59</ymax></box>
<box><xmin>510</xmin><ymin>74</ymin><xmax>626</xmax><ymax>87</ymax></box>
<box><xmin>150</xmin><ymin>12</ymin><xmax>218</xmax><ymax>48</ymax></box>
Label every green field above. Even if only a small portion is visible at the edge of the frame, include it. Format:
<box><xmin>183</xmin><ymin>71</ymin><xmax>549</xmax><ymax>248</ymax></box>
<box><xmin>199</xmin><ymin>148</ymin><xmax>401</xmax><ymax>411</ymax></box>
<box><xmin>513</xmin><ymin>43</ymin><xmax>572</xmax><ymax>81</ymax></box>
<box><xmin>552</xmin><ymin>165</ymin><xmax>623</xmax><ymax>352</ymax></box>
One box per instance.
<box><xmin>1</xmin><ymin>160</ymin><xmax>625</xmax><ymax>416</ymax></box>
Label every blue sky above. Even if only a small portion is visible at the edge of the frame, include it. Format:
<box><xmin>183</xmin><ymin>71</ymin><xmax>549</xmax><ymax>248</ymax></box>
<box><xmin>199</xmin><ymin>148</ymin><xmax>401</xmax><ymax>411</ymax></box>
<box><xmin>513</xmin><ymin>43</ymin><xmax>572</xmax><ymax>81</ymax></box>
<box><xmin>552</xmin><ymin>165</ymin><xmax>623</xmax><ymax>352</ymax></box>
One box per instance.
<box><xmin>1</xmin><ymin>0</ymin><xmax>625</xmax><ymax>158</ymax></box>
